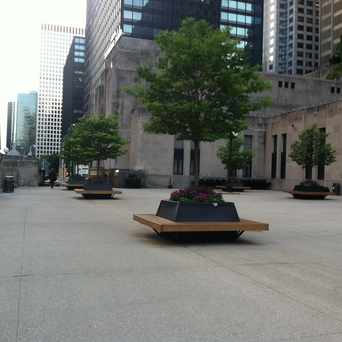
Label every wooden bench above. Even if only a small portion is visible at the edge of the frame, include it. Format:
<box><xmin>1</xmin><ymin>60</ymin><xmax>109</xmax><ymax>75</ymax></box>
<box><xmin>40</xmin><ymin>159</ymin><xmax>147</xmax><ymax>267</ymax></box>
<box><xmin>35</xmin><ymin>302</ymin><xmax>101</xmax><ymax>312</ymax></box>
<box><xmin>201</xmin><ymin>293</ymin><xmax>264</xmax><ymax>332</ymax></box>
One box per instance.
<box><xmin>75</xmin><ymin>188</ymin><xmax>122</xmax><ymax>199</ymax></box>
<box><xmin>133</xmin><ymin>214</ymin><xmax>268</xmax><ymax>239</ymax></box>
<box><xmin>290</xmin><ymin>191</ymin><xmax>334</xmax><ymax>200</ymax></box>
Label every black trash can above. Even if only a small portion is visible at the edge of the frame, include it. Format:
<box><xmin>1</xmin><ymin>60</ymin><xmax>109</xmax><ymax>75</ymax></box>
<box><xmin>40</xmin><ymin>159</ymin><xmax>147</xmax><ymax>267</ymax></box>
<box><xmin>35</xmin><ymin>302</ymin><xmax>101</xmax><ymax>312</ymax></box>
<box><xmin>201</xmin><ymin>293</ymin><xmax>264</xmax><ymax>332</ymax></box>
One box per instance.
<box><xmin>3</xmin><ymin>176</ymin><xmax>15</xmax><ymax>193</ymax></box>
<box><xmin>332</xmin><ymin>183</ymin><xmax>341</xmax><ymax>196</ymax></box>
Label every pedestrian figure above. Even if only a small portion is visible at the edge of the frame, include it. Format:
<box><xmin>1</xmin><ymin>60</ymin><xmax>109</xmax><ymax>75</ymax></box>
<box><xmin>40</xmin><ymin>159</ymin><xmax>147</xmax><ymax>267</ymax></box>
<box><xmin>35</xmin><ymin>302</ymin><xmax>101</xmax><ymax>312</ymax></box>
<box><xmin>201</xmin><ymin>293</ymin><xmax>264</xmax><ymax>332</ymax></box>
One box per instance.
<box><xmin>49</xmin><ymin>169</ymin><xmax>57</xmax><ymax>189</ymax></box>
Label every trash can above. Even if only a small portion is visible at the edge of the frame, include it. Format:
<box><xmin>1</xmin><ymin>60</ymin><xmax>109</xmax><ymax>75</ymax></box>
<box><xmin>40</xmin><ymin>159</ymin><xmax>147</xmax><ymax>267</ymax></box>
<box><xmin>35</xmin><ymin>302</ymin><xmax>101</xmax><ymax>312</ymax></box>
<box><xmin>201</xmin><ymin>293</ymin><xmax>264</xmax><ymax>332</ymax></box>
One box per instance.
<box><xmin>3</xmin><ymin>176</ymin><xmax>15</xmax><ymax>193</ymax></box>
<box><xmin>332</xmin><ymin>183</ymin><xmax>341</xmax><ymax>196</ymax></box>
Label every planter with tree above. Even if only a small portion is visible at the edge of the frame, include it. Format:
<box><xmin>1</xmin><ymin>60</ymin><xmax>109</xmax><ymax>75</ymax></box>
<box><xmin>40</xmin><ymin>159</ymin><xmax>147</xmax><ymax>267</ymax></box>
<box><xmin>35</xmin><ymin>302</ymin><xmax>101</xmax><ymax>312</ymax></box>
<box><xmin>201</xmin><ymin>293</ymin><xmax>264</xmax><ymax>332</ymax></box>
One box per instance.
<box><xmin>131</xmin><ymin>19</ymin><xmax>270</xmax><ymax>238</ymax></box>
<box><xmin>217</xmin><ymin>133</ymin><xmax>252</xmax><ymax>192</ymax></box>
<box><xmin>290</xmin><ymin>125</ymin><xmax>336</xmax><ymax>199</ymax></box>
<box><xmin>63</xmin><ymin>115</ymin><xmax>125</xmax><ymax>199</ymax></box>
<box><xmin>62</xmin><ymin>135</ymin><xmax>86</xmax><ymax>190</ymax></box>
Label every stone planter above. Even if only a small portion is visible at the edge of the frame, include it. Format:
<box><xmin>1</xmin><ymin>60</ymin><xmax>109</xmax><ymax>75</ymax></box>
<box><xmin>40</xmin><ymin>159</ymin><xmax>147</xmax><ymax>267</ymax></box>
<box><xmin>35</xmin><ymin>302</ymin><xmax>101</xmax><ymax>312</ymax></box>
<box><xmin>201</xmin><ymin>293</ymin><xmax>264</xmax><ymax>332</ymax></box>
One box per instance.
<box><xmin>156</xmin><ymin>200</ymin><xmax>240</xmax><ymax>222</ymax></box>
<box><xmin>291</xmin><ymin>191</ymin><xmax>333</xmax><ymax>200</ymax></box>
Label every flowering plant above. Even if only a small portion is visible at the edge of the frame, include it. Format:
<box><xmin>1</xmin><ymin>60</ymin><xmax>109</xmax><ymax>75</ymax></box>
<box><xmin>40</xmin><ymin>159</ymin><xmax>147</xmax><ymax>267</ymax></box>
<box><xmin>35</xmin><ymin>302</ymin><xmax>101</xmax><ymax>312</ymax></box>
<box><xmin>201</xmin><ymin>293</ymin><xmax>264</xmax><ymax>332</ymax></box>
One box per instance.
<box><xmin>170</xmin><ymin>187</ymin><xmax>224</xmax><ymax>204</ymax></box>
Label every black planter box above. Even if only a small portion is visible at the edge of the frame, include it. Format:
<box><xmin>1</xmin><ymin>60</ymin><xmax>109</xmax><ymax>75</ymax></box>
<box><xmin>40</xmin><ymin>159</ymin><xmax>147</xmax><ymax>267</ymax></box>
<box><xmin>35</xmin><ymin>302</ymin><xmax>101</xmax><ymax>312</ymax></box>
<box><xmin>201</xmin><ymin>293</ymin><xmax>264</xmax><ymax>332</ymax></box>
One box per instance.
<box><xmin>156</xmin><ymin>200</ymin><xmax>240</xmax><ymax>222</ymax></box>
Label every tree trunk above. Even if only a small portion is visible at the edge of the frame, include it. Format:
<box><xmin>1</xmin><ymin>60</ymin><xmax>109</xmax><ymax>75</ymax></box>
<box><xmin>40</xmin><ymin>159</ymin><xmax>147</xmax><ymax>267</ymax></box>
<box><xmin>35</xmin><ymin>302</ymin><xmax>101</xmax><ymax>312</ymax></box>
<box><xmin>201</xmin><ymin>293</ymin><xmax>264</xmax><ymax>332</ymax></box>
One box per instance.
<box><xmin>305</xmin><ymin>166</ymin><xmax>313</xmax><ymax>180</ymax></box>
<box><xmin>226</xmin><ymin>134</ymin><xmax>233</xmax><ymax>185</ymax></box>
<box><xmin>226</xmin><ymin>168</ymin><xmax>231</xmax><ymax>185</ymax></box>
<box><xmin>97</xmin><ymin>160</ymin><xmax>100</xmax><ymax>177</ymax></box>
<box><xmin>193</xmin><ymin>140</ymin><xmax>200</xmax><ymax>187</ymax></box>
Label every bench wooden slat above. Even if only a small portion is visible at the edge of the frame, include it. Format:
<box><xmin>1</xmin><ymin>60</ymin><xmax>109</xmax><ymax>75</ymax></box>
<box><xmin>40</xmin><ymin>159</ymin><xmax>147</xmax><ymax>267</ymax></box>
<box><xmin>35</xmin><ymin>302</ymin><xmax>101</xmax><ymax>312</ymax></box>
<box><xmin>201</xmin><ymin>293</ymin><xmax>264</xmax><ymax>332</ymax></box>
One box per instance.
<box><xmin>133</xmin><ymin>214</ymin><xmax>269</xmax><ymax>233</ymax></box>
<box><xmin>74</xmin><ymin>189</ymin><xmax>122</xmax><ymax>196</ymax></box>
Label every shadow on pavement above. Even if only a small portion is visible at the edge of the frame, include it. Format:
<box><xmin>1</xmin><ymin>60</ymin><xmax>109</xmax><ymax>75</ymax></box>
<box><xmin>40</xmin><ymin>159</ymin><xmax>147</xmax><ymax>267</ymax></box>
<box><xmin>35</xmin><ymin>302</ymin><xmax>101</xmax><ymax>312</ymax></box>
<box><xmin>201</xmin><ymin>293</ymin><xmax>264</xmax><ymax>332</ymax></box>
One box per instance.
<box><xmin>133</xmin><ymin>231</ymin><xmax>264</xmax><ymax>247</ymax></box>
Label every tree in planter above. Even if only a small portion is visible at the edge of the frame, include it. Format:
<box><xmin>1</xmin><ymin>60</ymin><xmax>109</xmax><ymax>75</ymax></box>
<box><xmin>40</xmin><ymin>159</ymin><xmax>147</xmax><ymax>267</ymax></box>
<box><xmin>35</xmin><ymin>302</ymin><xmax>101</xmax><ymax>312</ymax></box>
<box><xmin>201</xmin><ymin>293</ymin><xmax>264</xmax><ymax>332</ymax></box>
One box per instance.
<box><xmin>41</xmin><ymin>153</ymin><xmax>60</xmax><ymax>173</ymax></box>
<box><xmin>62</xmin><ymin>115</ymin><xmax>125</xmax><ymax>177</ymax></box>
<box><xmin>290</xmin><ymin>125</ymin><xmax>336</xmax><ymax>181</ymax></box>
<box><xmin>217</xmin><ymin>133</ymin><xmax>252</xmax><ymax>184</ymax></box>
<box><xmin>62</xmin><ymin>132</ymin><xmax>83</xmax><ymax>176</ymax></box>
<box><xmin>128</xmin><ymin>18</ymin><xmax>271</xmax><ymax>186</ymax></box>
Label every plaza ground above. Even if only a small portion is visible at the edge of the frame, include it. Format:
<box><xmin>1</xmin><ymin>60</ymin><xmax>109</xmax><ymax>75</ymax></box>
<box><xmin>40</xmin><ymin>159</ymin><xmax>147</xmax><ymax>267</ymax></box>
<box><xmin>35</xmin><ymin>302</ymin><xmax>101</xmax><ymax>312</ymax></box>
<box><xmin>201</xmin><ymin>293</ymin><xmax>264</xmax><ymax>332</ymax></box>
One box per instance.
<box><xmin>1</xmin><ymin>187</ymin><xmax>342</xmax><ymax>342</ymax></box>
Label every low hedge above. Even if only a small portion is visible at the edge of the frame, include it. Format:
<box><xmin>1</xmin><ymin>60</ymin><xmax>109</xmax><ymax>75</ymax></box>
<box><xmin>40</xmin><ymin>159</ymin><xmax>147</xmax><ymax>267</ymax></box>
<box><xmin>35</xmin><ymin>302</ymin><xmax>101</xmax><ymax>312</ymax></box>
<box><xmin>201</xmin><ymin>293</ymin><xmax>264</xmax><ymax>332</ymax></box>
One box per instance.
<box><xmin>293</xmin><ymin>181</ymin><xmax>330</xmax><ymax>193</ymax></box>
<box><xmin>241</xmin><ymin>179</ymin><xmax>272</xmax><ymax>190</ymax></box>
<box><xmin>198</xmin><ymin>177</ymin><xmax>272</xmax><ymax>190</ymax></box>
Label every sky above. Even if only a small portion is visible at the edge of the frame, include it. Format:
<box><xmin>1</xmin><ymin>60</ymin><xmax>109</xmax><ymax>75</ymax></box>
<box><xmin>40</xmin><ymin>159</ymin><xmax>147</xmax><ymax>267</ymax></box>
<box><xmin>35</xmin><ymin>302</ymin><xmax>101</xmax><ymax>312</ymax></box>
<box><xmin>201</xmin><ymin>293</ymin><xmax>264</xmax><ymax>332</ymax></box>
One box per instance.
<box><xmin>0</xmin><ymin>0</ymin><xmax>86</xmax><ymax>151</ymax></box>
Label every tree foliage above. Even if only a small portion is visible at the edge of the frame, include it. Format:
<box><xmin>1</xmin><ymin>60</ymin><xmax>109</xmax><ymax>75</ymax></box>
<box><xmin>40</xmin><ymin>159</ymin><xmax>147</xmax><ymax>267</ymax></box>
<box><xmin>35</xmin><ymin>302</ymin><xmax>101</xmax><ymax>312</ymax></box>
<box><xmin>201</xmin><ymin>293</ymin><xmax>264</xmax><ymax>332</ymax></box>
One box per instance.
<box><xmin>62</xmin><ymin>115</ymin><xmax>125</xmax><ymax>175</ymax></box>
<box><xmin>41</xmin><ymin>153</ymin><xmax>60</xmax><ymax>172</ymax></box>
<box><xmin>128</xmin><ymin>18</ymin><xmax>271</xmax><ymax>184</ymax></box>
<box><xmin>217</xmin><ymin>134</ymin><xmax>252</xmax><ymax>181</ymax></box>
<box><xmin>290</xmin><ymin>126</ymin><xmax>336</xmax><ymax>179</ymax></box>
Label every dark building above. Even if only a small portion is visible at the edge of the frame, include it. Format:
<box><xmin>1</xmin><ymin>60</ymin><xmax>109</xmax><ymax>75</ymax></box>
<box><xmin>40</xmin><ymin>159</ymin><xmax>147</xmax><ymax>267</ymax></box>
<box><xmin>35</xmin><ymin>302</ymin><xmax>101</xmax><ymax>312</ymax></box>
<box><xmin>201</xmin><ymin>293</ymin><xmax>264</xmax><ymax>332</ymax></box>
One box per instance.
<box><xmin>122</xmin><ymin>0</ymin><xmax>263</xmax><ymax>65</ymax></box>
<box><xmin>86</xmin><ymin>0</ymin><xmax>263</xmax><ymax>113</ymax></box>
<box><xmin>6</xmin><ymin>102</ymin><xmax>15</xmax><ymax>150</ymax></box>
<box><xmin>62</xmin><ymin>36</ymin><xmax>86</xmax><ymax>137</ymax></box>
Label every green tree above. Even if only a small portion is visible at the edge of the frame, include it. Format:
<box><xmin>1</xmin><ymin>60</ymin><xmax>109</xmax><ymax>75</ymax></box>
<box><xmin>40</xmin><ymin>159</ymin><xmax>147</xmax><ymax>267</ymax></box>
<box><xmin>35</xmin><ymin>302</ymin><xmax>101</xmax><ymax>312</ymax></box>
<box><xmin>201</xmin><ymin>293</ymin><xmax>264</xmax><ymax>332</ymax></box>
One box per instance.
<box><xmin>40</xmin><ymin>153</ymin><xmax>60</xmax><ymax>173</ymax></box>
<box><xmin>62</xmin><ymin>115</ymin><xmax>125</xmax><ymax>176</ymax></box>
<box><xmin>62</xmin><ymin>132</ymin><xmax>83</xmax><ymax>175</ymax></box>
<box><xmin>217</xmin><ymin>134</ymin><xmax>252</xmax><ymax>183</ymax></box>
<box><xmin>128</xmin><ymin>18</ymin><xmax>270</xmax><ymax>185</ymax></box>
<box><xmin>290</xmin><ymin>126</ymin><xmax>336</xmax><ymax>180</ymax></box>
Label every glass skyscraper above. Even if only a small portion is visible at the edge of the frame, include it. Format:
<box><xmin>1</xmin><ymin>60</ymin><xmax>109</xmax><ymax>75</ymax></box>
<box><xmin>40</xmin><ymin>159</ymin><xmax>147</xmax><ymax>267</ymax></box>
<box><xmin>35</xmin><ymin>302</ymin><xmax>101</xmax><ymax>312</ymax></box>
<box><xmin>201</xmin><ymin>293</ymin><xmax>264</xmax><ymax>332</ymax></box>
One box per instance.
<box><xmin>86</xmin><ymin>0</ymin><xmax>263</xmax><ymax>113</ymax></box>
<box><xmin>62</xmin><ymin>36</ymin><xmax>86</xmax><ymax>137</ymax></box>
<box><xmin>15</xmin><ymin>92</ymin><xmax>38</xmax><ymax>155</ymax></box>
<box><xmin>121</xmin><ymin>0</ymin><xmax>263</xmax><ymax>63</ymax></box>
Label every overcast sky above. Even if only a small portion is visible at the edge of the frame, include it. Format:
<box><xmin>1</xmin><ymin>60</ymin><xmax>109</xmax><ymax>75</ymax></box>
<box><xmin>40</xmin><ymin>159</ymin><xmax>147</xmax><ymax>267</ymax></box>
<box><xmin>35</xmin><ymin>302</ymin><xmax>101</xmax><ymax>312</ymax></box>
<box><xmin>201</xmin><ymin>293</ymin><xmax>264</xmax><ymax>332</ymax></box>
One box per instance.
<box><xmin>0</xmin><ymin>0</ymin><xmax>86</xmax><ymax>150</ymax></box>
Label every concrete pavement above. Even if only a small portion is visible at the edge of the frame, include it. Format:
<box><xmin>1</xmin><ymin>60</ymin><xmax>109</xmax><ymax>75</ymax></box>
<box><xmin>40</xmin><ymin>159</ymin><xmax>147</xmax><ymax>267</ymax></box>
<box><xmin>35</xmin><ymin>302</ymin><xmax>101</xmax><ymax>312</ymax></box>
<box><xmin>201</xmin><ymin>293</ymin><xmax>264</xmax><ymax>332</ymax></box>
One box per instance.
<box><xmin>1</xmin><ymin>187</ymin><xmax>342</xmax><ymax>341</ymax></box>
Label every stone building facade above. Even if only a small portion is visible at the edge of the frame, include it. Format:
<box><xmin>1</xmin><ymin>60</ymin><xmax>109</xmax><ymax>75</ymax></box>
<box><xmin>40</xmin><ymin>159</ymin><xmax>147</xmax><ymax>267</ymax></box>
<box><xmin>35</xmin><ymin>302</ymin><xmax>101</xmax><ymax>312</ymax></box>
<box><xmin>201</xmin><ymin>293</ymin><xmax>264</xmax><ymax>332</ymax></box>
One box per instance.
<box><xmin>98</xmin><ymin>36</ymin><xmax>342</xmax><ymax>189</ymax></box>
<box><xmin>265</xmin><ymin>101</ymin><xmax>342</xmax><ymax>190</ymax></box>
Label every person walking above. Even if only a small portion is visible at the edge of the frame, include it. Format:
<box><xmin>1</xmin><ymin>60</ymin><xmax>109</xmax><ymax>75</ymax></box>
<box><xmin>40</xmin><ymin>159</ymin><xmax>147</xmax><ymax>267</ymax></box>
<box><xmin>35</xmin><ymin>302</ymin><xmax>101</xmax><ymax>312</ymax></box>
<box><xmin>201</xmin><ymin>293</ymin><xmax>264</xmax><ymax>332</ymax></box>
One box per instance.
<box><xmin>49</xmin><ymin>169</ymin><xmax>57</xmax><ymax>189</ymax></box>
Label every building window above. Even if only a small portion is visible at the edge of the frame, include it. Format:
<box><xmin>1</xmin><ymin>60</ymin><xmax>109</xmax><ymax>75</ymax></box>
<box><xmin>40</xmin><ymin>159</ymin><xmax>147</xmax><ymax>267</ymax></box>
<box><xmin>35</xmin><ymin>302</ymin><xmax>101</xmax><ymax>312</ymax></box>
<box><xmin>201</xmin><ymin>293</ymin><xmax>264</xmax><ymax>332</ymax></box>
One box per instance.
<box><xmin>280</xmin><ymin>134</ymin><xmax>287</xmax><ymax>179</ymax></box>
<box><xmin>173</xmin><ymin>140</ymin><xmax>184</xmax><ymax>175</ymax></box>
<box><xmin>271</xmin><ymin>135</ymin><xmax>278</xmax><ymax>179</ymax></box>
<box><xmin>243</xmin><ymin>135</ymin><xmax>253</xmax><ymax>178</ymax></box>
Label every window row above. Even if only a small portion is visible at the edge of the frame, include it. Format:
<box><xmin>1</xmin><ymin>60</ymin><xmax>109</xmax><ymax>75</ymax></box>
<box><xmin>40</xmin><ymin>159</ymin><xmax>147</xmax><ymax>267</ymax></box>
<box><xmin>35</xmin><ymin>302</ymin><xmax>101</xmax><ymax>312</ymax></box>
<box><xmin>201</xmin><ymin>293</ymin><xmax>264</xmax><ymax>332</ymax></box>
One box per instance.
<box><xmin>278</xmin><ymin>81</ymin><xmax>296</xmax><ymax>89</ymax></box>
<box><xmin>221</xmin><ymin>0</ymin><xmax>253</xmax><ymax>12</ymax></box>
<box><xmin>221</xmin><ymin>12</ymin><xmax>253</xmax><ymax>25</ymax></box>
<box><xmin>124</xmin><ymin>0</ymin><xmax>149</xmax><ymax>7</ymax></box>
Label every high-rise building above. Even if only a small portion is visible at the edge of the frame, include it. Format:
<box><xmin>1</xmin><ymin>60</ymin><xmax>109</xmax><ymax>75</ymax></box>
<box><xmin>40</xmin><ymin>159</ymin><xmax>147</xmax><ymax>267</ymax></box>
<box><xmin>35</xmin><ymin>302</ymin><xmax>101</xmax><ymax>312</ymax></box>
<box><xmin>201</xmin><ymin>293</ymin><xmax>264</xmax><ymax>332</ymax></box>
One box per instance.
<box><xmin>15</xmin><ymin>92</ymin><xmax>38</xmax><ymax>155</ymax></box>
<box><xmin>85</xmin><ymin>0</ymin><xmax>263</xmax><ymax>113</ymax></box>
<box><xmin>6</xmin><ymin>102</ymin><xmax>16</xmax><ymax>150</ymax></box>
<box><xmin>36</xmin><ymin>24</ymin><xmax>85</xmax><ymax>157</ymax></box>
<box><xmin>62</xmin><ymin>36</ymin><xmax>86</xmax><ymax>137</ymax></box>
<box><xmin>320</xmin><ymin>0</ymin><xmax>342</xmax><ymax>67</ymax></box>
<box><xmin>263</xmin><ymin>0</ymin><xmax>320</xmax><ymax>75</ymax></box>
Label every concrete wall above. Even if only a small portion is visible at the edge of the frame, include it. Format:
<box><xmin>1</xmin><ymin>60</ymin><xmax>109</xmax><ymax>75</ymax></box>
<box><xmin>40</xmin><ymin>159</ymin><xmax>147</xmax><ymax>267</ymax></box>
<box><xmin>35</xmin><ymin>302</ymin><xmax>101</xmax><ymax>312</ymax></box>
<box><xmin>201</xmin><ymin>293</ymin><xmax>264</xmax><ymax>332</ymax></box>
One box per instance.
<box><xmin>0</xmin><ymin>158</ymin><xmax>39</xmax><ymax>189</ymax></box>
<box><xmin>255</xmin><ymin>73</ymin><xmax>342</xmax><ymax>117</ymax></box>
<box><xmin>265</xmin><ymin>101</ymin><xmax>342</xmax><ymax>190</ymax></box>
